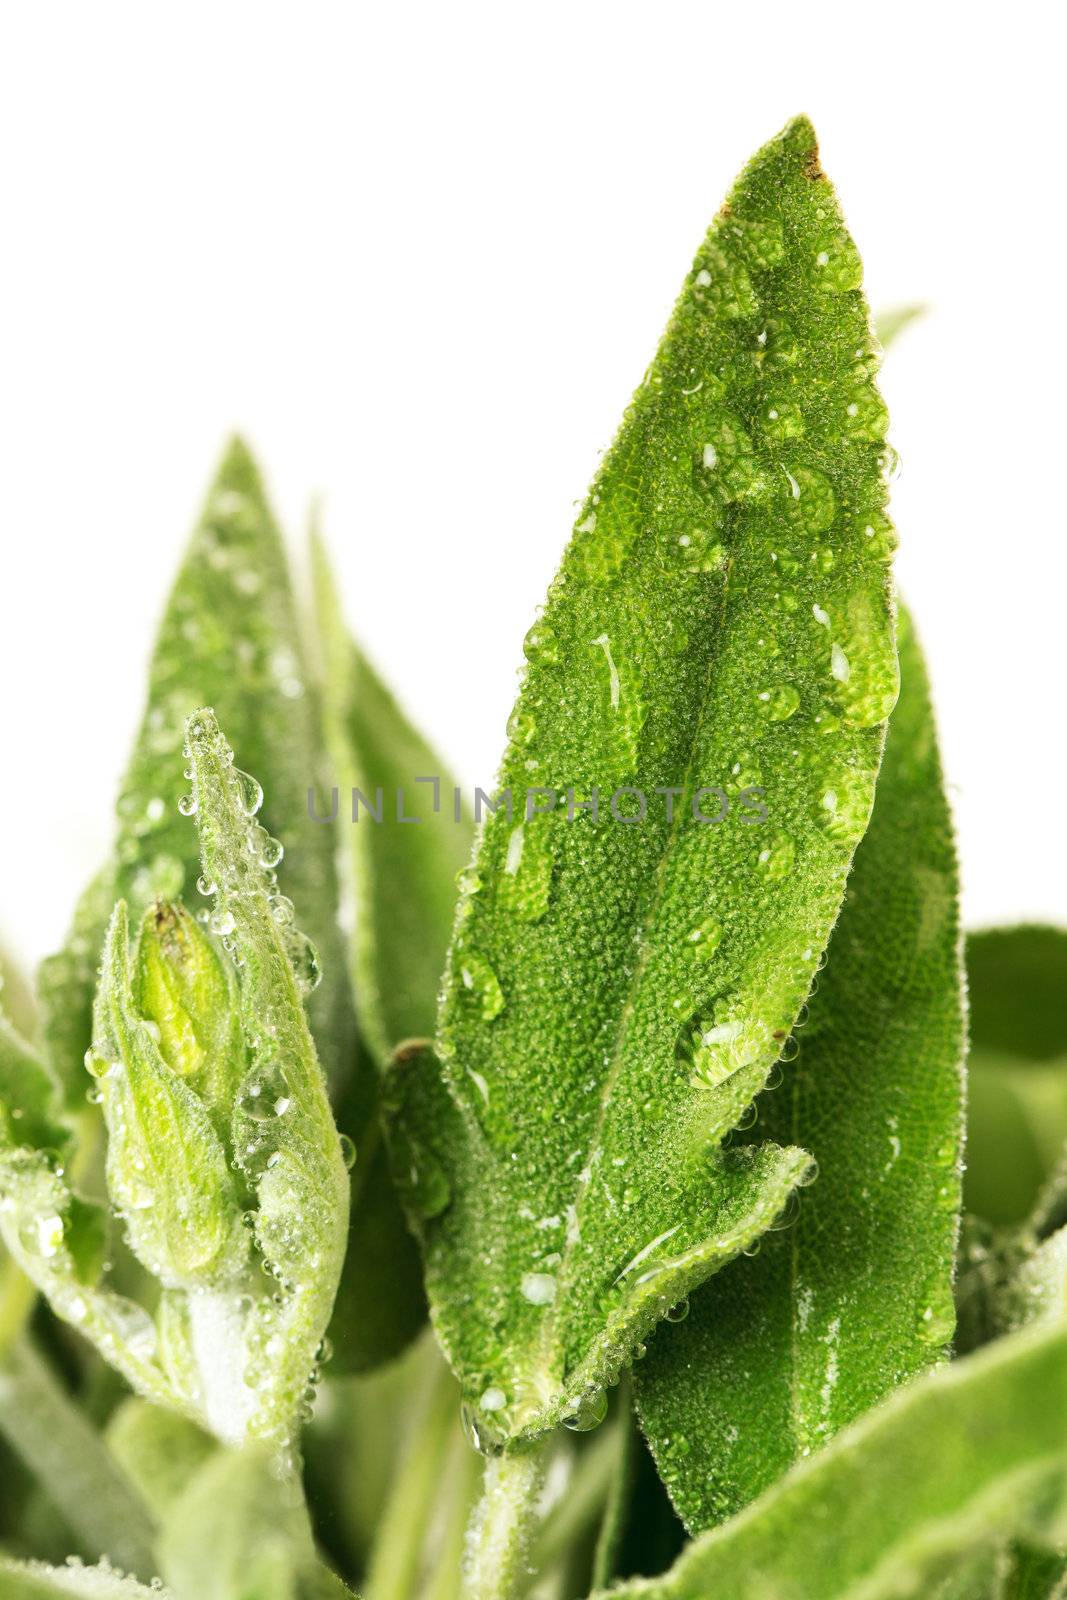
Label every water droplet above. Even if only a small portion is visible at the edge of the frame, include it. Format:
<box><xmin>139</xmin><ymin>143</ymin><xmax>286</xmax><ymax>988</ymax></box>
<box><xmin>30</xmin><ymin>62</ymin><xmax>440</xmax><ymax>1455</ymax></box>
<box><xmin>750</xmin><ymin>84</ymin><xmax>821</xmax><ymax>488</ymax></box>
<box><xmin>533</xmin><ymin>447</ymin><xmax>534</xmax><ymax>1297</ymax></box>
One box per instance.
<box><xmin>760</xmin><ymin>397</ymin><xmax>805</xmax><ymax>441</ymax></box>
<box><xmin>284</xmin><ymin>929</ymin><xmax>322</xmax><ymax>994</ymax></box>
<box><xmin>680</xmin><ymin>1003</ymin><xmax>771</xmax><ymax>1089</ymax></box>
<box><xmin>19</xmin><ymin>1212</ymin><xmax>64</xmax><ymax>1258</ymax></box>
<box><xmin>177</xmin><ymin>794</ymin><xmax>198</xmax><ymax>817</ymax></box>
<box><xmin>458</xmin><ymin>954</ymin><xmax>505</xmax><ymax>1021</ymax></box>
<box><xmin>755</xmin><ymin>830</ymin><xmax>795</xmax><ymax>881</ymax></box>
<box><xmin>520</xmin><ymin>1271</ymin><xmax>557</xmax><ymax>1306</ymax></box>
<box><xmin>685</xmin><ymin>917</ymin><xmax>723</xmax><ymax>959</ymax></box>
<box><xmin>917</xmin><ymin>1279</ymin><xmax>956</xmax><ymax>1346</ymax></box>
<box><xmin>232</xmin><ymin>768</ymin><xmax>264</xmax><ymax>816</ymax></box>
<box><xmin>523</xmin><ymin>621</ymin><xmax>559</xmax><ymax>665</ymax></box>
<box><xmin>242</xmin><ymin>1066</ymin><xmax>291</xmax><ymax>1122</ymax></box>
<box><xmin>854</xmin><ymin>509</ymin><xmax>898</xmax><ymax>562</ymax></box>
<box><xmin>697</xmin><ymin>412</ymin><xmax>761</xmax><ymax>500</ymax></box>
<box><xmin>842</xmin><ymin>383</ymin><xmax>889</xmax><ymax>441</ymax></box>
<box><xmin>666</xmin><ymin>1297</ymin><xmax>690</xmax><ymax>1323</ymax></box>
<box><xmin>196</xmin><ymin>874</ymin><xmax>216</xmax><ymax>896</ymax></box>
<box><xmin>338</xmin><ymin>1134</ymin><xmax>357</xmax><ymax>1171</ymax></box>
<box><xmin>498</xmin><ymin>819</ymin><xmax>555</xmax><ymax>924</ymax></box>
<box><xmin>506</xmin><ymin>705</ymin><xmax>537</xmax><ymax>748</ymax></box>
<box><xmin>210</xmin><ymin>909</ymin><xmax>236</xmax><ymax>937</ymax></box>
<box><xmin>785</xmin><ymin>466</ymin><xmax>836</xmax><ymax>534</ymax></box>
<box><xmin>830</xmin><ymin>642</ymin><xmax>850</xmax><ymax>683</ymax></box>
<box><xmin>813</xmin><ymin>229</ymin><xmax>863</xmax><ymax>293</ymax></box>
<box><xmin>757</xmin><ymin>683</ymin><xmax>801</xmax><ymax>723</ymax></box>
<box><xmin>817</xmin><ymin>767</ymin><xmax>876</xmax><ymax>846</ymax></box>
<box><xmin>563</xmin><ymin>1387</ymin><xmax>608</xmax><ymax>1432</ymax></box>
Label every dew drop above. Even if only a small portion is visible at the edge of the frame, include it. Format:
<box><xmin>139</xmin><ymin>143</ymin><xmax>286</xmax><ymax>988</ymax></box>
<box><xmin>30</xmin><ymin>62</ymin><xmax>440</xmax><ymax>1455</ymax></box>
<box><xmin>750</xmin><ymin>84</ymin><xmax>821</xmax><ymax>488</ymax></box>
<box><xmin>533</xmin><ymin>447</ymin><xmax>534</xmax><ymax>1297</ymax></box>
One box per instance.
<box><xmin>233</xmin><ymin>768</ymin><xmax>264</xmax><ymax>816</ymax></box>
<box><xmin>177</xmin><ymin>794</ymin><xmax>198</xmax><ymax>817</ymax></box>
<box><xmin>520</xmin><ymin>1271</ymin><xmax>557</xmax><ymax>1306</ymax></box>
<box><xmin>563</xmin><ymin>1388</ymin><xmax>608</xmax><ymax>1433</ymax></box>
<box><xmin>458</xmin><ymin>954</ymin><xmax>506</xmax><ymax>1021</ymax></box>
<box><xmin>338</xmin><ymin>1134</ymin><xmax>357</xmax><ymax>1171</ymax></box>
<box><xmin>756</xmin><ymin>683</ymin><xmax>800</xmax><ymax>723</ymax></box>
<box><xmin>685</xmin><ymin>916</ymin><xmax>723</xmax><ymax>959</ymax></box>
<box><xmin>755</xmin><ymin>830</ymin><xmax>795</xmax><ymax>882</ymax></box>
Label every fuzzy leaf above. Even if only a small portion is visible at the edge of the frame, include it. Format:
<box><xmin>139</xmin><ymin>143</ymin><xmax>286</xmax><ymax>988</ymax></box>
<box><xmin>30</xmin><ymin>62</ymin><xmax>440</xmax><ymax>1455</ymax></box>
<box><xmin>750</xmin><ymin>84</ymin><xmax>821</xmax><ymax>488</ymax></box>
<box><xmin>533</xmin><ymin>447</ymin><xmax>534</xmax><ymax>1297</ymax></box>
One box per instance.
<box><xmin>311</xmin><ymin>530</ymin><xmax>474</xmax><ymax>1060</ymax></box>
<box><xmin>965</xmin><ymin>926</ymin><xmax>1067</xmax><ymax>1226</ymax></box>
<box><xmin>105</xmin><ymin>1399</ymin><xmax>215</xmax><ymax>1520</ymax></box>
<box><xmin>91</xmin><ymin>903</ymin><xmax>248</xmax><ymax>1291</ymax></box>
<box><xmin>593</xmin><ymin>1322</ymin><xmax>1067</xmax><ymax>1600</ymax></box>
<box><xmin>158</xmin><ymin>1445</ymin><xmax>353</xmax><ymax>1600</ymax></box>
<box><xmin>183</xmin><ymin>708</ymin><xmax>350</xmax><ymax>1448</ymax></box>
<box><xmin>0</xmin><ymin>1009</ymin><xmax>67</xmax><ymax>1153</ymax></box>
<box><xmin>635</xmin><ymin>608</ymin><xmax>965</xmax><ymax>1528</ymax></box>
<box><xmin>0</xmin><ymin>1563</ymin><xmax>171</xmax><ymax>1599</ymax></box>
<box><xmin>311</xmin><ymin>534</ymin><xmax>466</xmax><ymax>1369</ymax></box>
<box><xmin>37</xmin><ymin>438</ymin><xmax>356</xmax><ymax>1102</ymax></box>
<box><xmin>394</xmin><ymin>116</ymin><xmax>898</xmax><ymax>1445</ymax></box>
<box><xmin>0</xmin><ymin>1341</ymin><xmax>158</xmax><ymax>1579</ymax></box>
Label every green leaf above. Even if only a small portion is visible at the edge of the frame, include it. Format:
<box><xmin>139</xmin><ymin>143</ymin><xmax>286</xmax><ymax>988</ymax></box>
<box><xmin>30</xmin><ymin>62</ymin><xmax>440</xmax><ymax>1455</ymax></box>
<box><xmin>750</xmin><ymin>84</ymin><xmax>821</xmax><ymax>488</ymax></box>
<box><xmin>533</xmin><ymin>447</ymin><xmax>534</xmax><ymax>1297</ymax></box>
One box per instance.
<box><xmin>91</xmin><ymin>902</ymin><xmax>249</xmax><ymax>1291</ymax></box>
<box><xmin>105</xmin><ymin>1399</ymin><xmax>215</xmax><ymax>1521</ymax></box>
<box><xmin>875</xmin><ymin>303</ymin><xmax>927</xmax><ymax>349</ymax></box>
<box><xmin>311</xmin><ymin>534</ymin><xmax>457</xmax><ymax>1370</ymax></box>
<box><xmin>37</xmin><ymin>438</ymin><xmax>356</xmax><ymax>1104</ymax></box>
<box><xmin>0</xmin><ymin>1340</ymin><xmax>158</xmax><ymax>1579</ymax></box>
<box><xmin>158</xmin><ymin>1445</ymin><xmax>352</xmax><ymax>1600</ymax></box>
<box><xmin>5</xmin><ymin>714</ymin><xmax>349</xmax><ymax>1450</ymax></box>
<box><xmin>0</xmin><ymin>1562</ymin><xmax>170</xmax><ymax>1599</ymax></box>
<box><xmin>0</xmin><ymin>1009</ymin><xmax>67</xmax><ymax>1154</ymax></box>
<box><xmin>592</xmin><ymin>1322</ymin><xmax>1067</xmax><ymax>1600</ymax></box>
<box><xmin>964</xmin><ymin>927</ymin><xmax>1067</xmax><ymax>1226</ymax></box>
<box><xmin>395</xmin><ymin>115</ymin><xmax>898</xmax><ymax>1447</ymax></box>
<box><xmin>311</xmin><ymin>530</ymin><xmax>474</xmax><ymax>1060</ymax></box>
<box><xmin>180</xmin><ymin>707</ymin><xmax>351</xmax><ymax>1449</ymax></box>
<box><xmin>635</xmin><ymin>607</ymin><xmax>965</xmax><ymax>1528</ymax></box>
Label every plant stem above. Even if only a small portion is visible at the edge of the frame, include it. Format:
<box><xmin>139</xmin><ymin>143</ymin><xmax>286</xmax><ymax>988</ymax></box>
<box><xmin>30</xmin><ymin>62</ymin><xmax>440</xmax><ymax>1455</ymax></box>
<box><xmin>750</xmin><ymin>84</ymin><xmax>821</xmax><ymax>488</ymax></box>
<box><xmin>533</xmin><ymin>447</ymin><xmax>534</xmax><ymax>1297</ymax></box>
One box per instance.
<box><xmin>465</xmin><ymin>1443</ymin><xmax>549</xmax><ymax>1600</ymax></box>
<box><xmin>0</xmin><ymin>1337</ymin><xmax>158</xmax><ymax>1579</ymax></box>
<box><xmin>365</xmin><ymin>1350</ymin><xmax>459</xmax><ymax>1600</ymax></box>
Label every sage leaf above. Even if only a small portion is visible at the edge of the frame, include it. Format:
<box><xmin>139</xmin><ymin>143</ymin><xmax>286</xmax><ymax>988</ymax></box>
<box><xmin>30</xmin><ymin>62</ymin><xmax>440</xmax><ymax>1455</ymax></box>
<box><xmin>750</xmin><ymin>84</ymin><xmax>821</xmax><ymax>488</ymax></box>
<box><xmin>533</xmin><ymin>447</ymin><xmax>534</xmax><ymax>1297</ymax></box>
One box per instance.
<box><xmin>105</xmin><ymin>1399</ymin><xmax>215</xmax><ymax>1520</ymax></box>
<box><xmin>635</xmin><ymin>607</ymin><xmax>965</xmax><ymax>1528</ymax></box>
<box><xmin>37</xmin><ymin>438</ymin><xmax>356</xmax><ymax>1102</ymax></box>
<box><xmin>0</xmin><ymin>1563</ymin><xmax>171</xmax><ymax>1600</ymax></box>
<box><xmin>0</xmin><ymin>1340</ymin><xmax>158</xmax><ymax>1579</ymax></box>
<box><xmin>180</xmin><ymin>707</ymin><xmax>350</xmax><ymax>1449</ymax></box>
<box><xmin>965</xmin><ymin>926</ymin><xmax>1067</xmax><ymax>1226</ymax></box>
<box><xmin>0</xmin><ymin>1008</ymin><xmax>67</xmax><ymax>1154</ymax></box>
<box><xmin>158</xmin><ymin>1444</ymin><xmax>353</xmax><ymax>1600</ymax></box>
<box><xmin>592</xmin><ymin>1322</ymin><xmax>1067</xmax><ymax>1600</ymax></box>
<box><xmin>397</xmin><ymin>115</ymin><xmax>897</xmax><ymax>1447</ymax></box>
<box><xmin>876</xmin><ymin>303</ymin><xmax>927</xmax><ymax>349</ymax></box>
<box><xmin>311</xmin><ymin>530</ymin><xmax>473</xmax><ymax>1059</ymax></box>
<box><xmin>312</xmin><ymin>533</ymin><xmax>469</xmax><ymax>1369</ymax></box>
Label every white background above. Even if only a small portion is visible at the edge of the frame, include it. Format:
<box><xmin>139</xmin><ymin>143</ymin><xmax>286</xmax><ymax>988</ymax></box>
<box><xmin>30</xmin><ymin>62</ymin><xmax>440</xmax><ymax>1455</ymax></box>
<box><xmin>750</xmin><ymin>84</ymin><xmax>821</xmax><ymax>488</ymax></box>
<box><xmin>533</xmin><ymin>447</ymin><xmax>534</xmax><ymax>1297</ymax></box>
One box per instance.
<box><xmin>1</xmin><ymin>3</ymin><xmax>1064</xmax><ymax>972</ymax></box>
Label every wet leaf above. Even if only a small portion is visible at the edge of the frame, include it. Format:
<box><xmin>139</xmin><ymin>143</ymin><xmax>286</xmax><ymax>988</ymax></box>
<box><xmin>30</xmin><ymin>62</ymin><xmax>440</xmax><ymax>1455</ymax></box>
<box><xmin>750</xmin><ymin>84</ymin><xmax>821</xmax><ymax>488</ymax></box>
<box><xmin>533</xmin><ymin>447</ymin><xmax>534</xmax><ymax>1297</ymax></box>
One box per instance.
<box><xmin>965</xmin><ymin>926</ymin><xmax>1067</xmax><ymax>1226</ymax></box>
<box><xmin>0</xmin><ymin>1562</ymin><xmax>170</xmax><ymax>1599</ymax></box>
<box><xmin>593</xmin><ymin>1322</ymin><xmax>1067</xmax><ymax>1600</ymax></box>
<box><xmin>391</xmin><ymin>116</ymin><xmax>898</xmax><ymax>1446</ymax></box>
<box><xmin>37</xmin><ymin>439</ymin><xmax>356</xmax><ymax>1104</ymax></box>
<box><xmin>635</xmin><ymin>609</ymin><xmax>965</xmax><ymax>1528</ymax></box>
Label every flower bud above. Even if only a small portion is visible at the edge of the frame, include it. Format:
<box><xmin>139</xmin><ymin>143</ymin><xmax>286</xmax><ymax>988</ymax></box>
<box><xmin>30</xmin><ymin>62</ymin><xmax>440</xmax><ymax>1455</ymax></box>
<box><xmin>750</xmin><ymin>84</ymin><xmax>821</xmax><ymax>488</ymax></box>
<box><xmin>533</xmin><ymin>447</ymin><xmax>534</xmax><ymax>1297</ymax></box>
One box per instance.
<box><xmin>92</xmin><ymin>901</ymin><xmax>248</xmax><ymax>1290</ymax></box>
<box><xmin>134</xmin><ymin>900</ymin><xmax>245</xmax><ymax>1136</ymax></box>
